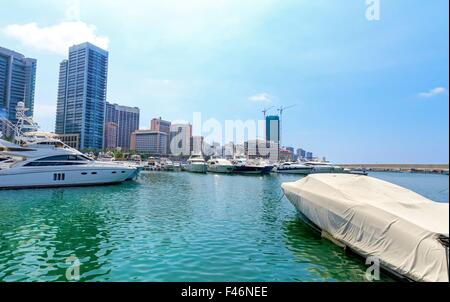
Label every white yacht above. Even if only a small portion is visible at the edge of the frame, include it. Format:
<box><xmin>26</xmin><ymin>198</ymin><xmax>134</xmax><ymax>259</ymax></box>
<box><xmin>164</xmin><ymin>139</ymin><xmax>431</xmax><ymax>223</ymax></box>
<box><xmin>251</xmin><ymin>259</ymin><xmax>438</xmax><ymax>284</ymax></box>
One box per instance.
<box><xmin>0</xmin><ymin>138</ymin><xmax>140</xmax><ymax>189</ymax></box>
<box><xmin>304</xmin><ymin>161</ymin><xmax>345</xmax><ymax>173</ymax></box>
<box><xmin>145</xmin><ymin>157</ymin><xmax>161</xmax><ymax>171</ymax></box>
<box><xmin>185</xmin><ymin>153</ymin><xmax>207</xmax><ymax>173</ymax></box>
<box><xmin>232</xmin><ymin>156</ymin><xmax>272</xmax><ymax>175</ymax></box>
<box><xmin>207</xmin><ymin>158</ymin><xmax>235</xmax><ymax>173</ymax></box>
<box><xmin>160</xmin><ymin>158</ymin><xmax>175</xmax><ymax>171</ymax></box>
<box><xmin>0</xmin><ymin>102</ymin><xmax>140</xmax><ymax>189</ymax></box>
<box><xmin>275</xmin><ymin>162</ymin><xmax>313</xmax><ymax>175</ymax></box>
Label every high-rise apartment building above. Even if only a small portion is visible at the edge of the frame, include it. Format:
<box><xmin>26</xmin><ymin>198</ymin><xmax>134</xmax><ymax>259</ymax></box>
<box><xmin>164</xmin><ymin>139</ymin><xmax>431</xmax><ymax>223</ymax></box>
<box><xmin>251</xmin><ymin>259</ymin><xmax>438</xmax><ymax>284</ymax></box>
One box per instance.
<box><xmin>104</xmin><ymin>121</ymin><xmax>118</xmax><ymax>149</ymax></box>
<box><xmin>0</xmin><ymin>46</ymin><xmax>36</xmax><ymax>126</ymax></box>
<box><xmin>105</xmin><ymin>102</ymin><xmax>140</xmax><ymax>150</ymax></box>
<box><xmin>151</xmin><ymin>117</ymin><xmax>171</xmax><ymax>154</ymax></box>
<box><xmin>265</xmin><ymin>115</ymin><xmax>280</xmax><ymax>160</ymax></box>
<box><xmin>55</xmin><ymin>42</ymin><xmax>108</xmax><ymax>150</ymax></box>
<box><xmin>130</xmin><ymin>130</ymin><xmax>168</xmax><ymax>155</ymax></box>
<box><xmin>265</xmin><ymin>115</ymin><xmax>280</xmax><ymax>144</ymax></box>
<box><xmin>297</xmin><ymin>148</ymin><xmax>306</xmax><ymax>160</ymax></box>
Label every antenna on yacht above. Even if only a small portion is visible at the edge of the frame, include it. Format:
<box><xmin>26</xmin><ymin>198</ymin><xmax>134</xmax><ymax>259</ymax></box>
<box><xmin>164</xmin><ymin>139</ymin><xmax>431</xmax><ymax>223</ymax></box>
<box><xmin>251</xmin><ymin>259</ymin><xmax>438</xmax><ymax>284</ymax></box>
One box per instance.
<box><xmin>11</xmin><ymin>102</ymin><xmax>39</xmax><ymax>145</ymax></box>
<box><xmin>15</xmin><ymin>102</ymin><xmax>39</xmax><ymax>135</ymax></box>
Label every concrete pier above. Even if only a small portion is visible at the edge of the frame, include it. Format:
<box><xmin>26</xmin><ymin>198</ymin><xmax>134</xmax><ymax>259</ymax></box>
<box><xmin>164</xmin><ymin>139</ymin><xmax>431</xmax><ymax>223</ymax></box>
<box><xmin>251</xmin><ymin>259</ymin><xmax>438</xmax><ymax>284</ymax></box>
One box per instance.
<box><xmin>338</xmin><ymin>164</ymin><xmax>449</xmax><ymax>174</ymax></box>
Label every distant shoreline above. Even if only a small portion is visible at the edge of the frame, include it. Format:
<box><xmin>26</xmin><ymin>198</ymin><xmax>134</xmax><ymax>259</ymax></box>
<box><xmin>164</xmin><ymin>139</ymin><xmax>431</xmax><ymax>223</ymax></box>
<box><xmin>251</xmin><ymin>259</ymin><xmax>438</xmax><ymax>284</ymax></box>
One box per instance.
<box><xmin>338</xmin><ymin>164</ymin><xmax>449</xmax><ymax>174</ymax></box>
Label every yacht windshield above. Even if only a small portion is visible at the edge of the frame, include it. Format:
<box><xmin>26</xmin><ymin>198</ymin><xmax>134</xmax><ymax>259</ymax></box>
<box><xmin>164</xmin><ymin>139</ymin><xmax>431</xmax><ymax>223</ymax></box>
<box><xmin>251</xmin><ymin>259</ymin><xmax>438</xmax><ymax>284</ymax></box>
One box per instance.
<box><xmin>23</xmin><ymin>154</ymin><xmax>92</xmax><ymax>167</ymax></box>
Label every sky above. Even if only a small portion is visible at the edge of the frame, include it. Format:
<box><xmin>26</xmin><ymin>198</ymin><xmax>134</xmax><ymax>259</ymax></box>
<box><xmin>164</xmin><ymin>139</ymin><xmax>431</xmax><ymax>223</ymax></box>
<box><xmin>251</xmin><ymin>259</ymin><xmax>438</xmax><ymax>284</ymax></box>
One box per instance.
<box><xmin>0</xmin><ymin>0</ymin><xmax>448</xmax><ymax>163</ymax></box>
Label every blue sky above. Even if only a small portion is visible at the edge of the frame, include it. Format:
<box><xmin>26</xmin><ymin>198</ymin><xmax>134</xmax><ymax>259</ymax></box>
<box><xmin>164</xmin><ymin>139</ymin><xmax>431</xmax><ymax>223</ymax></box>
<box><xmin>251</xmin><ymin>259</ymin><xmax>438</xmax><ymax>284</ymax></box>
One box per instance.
<box><xmin>0</xmin><ymin>0</ymin><xmax>448</xmax><ymax>163</ymax></box>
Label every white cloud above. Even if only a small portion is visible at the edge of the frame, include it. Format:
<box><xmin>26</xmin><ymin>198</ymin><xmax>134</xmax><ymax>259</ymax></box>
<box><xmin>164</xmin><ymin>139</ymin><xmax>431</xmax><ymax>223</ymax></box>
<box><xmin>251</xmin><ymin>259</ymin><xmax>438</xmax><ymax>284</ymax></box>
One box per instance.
<box><xmin>418</xmin><ymin>87</ymin><xmax>447</xmax><ymax>98</ymax></box>
<box><xmin>249</xmin><ymin>93</ymin><xmax>272</xmax><ymax>103</ymax></box>
<box><xmin>2</xmin><ymin>21</ymin><xmax>109</xmax><ymax>55</ymax></box>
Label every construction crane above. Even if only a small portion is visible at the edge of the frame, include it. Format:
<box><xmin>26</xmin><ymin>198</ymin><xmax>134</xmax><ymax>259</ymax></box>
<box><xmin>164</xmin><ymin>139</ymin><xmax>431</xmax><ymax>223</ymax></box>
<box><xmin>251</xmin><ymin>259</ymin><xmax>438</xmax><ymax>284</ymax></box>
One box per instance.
<box><xmin>277</xmin><ymin>104</ymin><xmax>297</xmax><ymax>149</ymax></box>
<box><xmin>262</xmin><ymin>106</ymin><xmax>274</xmax><ymax>118</ymax></box>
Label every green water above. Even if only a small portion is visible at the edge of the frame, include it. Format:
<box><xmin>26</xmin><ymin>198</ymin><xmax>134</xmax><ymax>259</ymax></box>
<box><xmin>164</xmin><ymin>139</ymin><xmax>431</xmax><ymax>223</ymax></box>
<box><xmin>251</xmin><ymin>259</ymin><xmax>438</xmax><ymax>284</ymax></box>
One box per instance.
<box><xmin>0</xmin><ymin>172</ymin><xmax>448</xmax><ymax>282</ymax></box>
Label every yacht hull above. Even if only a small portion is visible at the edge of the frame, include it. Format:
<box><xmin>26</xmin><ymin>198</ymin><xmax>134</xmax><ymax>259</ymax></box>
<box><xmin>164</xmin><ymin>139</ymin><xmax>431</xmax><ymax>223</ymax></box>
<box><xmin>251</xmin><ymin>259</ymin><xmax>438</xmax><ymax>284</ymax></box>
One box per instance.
<box><xmin>208</xmin><ymin>165</ymin><xmax>235</xmax><ymax>173</ymax></box>
<box><xmin>233</xmin><ymin>166</ymin><xmax>267</xmax><ymax>175</ymax></box>
<box><xmin>311</xmin><ymin>167</ymin><xmax>345</xmax><ymax>173</ymax></box>
<box><xmin>0</xmin><ymin>167</ymin><xmax>137</xmax><ymax>189</ymax></box>
<box><xmin>185</xmin><ymin>163</ymin><xmax>208</xmax><ymax>174</ymax></box>
<box><xmin>276</xmin><ymin>168</ymin><xmax>313</xmax><ymax>175</ymax></box>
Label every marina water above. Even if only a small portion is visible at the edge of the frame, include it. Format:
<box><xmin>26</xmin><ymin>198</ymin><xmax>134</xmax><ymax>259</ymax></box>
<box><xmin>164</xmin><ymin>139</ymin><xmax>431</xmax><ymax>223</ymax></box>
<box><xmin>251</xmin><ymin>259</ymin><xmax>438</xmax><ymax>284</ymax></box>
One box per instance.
<box><xmin>0</xmin><ymin>172</ymin><xmax>448</xmax><ymax>281</ymax></box>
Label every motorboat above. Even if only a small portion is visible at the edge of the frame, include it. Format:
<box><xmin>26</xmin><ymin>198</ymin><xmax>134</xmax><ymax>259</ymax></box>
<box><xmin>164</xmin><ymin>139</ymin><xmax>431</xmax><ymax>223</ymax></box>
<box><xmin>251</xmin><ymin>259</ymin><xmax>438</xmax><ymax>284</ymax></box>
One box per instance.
<box><xmin>0</xmin><ymin>103</ymin><xmax>140</xmax><ymax>189</ymax></box>
<box><xmin>145</xmin><ymin>157</ymin><xmax>161</xmax><ymax>171</ymax></box>
<box><xmin>160</xmin><ymin>158</ymin><xmax>175</xmax><ymax>171</ymax></box>
<box><xmin>0</xmin><ymin>138</ymin><xmax>140</xmax><ymax>189</ymax></box>
<box><xmin>250</xmin><ymin>157</ymin><xmax>275</xmax><ymax>174</ymax></box>
<box><xmin>130</xmin><ymin>154</ymin><xmax>142</xmax><ymax>163</ymax></box>
<box><xmin>185</xmin><ymin>153</ymin><xmax>207</xmax><ymax>173</ymax></box>
<box><xmin>207</xmin><ymin>158</ymin><xmax>235</xmax><ymax>173</ymax></box>
<box><xmin>304</xmin><ymin>161</ymin><xmax>345</xmax><ymax>173</ymax></box>
<box><xmin>275</xmin><ymin>162</ymin><xmax>313</xmax><ymax>175</ymax></box>
<box><xmin>281</xmin><ymin>174</ymin><xmax>449</xmax><ymax>282</ymax></box>
<box><xmin>173</xmin><ymin>161</ymin><xmax>182</xmax><ymax>171</ymax></box>
<box><xmin>232</xmin><ymin>156</ymin><xmax>271</xmax><ymax>175</ymax></box>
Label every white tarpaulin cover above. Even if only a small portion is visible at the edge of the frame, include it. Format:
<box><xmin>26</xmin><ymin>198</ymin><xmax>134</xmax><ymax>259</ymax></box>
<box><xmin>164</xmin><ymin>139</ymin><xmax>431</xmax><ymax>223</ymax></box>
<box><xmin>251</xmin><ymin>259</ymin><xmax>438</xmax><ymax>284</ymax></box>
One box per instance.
<box><xmin>282</xmin><ymin>174</ymin><xmax>449</xmax><ymax>282</ymax></box>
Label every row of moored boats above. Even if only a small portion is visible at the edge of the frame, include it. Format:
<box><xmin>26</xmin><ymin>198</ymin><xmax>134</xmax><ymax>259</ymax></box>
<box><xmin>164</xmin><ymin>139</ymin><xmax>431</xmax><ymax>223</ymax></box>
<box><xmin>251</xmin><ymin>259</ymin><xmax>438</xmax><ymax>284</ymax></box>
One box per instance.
<box><xmin>173</xmin><ymin>153</ymin><xmax>361</xmax><ymax>175</ymax></box>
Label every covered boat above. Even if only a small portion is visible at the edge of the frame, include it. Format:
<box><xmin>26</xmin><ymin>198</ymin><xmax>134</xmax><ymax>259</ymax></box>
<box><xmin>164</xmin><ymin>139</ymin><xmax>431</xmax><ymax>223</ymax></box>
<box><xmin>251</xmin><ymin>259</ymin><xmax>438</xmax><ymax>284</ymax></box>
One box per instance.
<box><xmin>281</xmin><ymin>174</ymin><xmax>449</xmax><ymax>282</ymax></box>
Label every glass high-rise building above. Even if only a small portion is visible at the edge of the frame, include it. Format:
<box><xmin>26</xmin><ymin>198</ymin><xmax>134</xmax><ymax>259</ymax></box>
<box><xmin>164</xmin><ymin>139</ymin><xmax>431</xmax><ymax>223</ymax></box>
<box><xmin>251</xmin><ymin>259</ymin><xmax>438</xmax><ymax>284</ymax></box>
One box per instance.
<box><xmin>297</xmin><ymin>148</ymin><xmax>306</xmax><ymax>159</ymax></box>
<box><xmin>151</xmin><ymin>117</ymin><xmax>171</xmax><ymax>154</ymax></box>
<box><xmin>55</xmin><ymin>42</ymin><xmax>108</xmax><ymax>150</ymax></box>
<box><xmin>265</xmin><ymin>115</ymin><xmax>280</xmax><ymax>143</ymax></box>
<box><xmin>0</xmin><ymin>46</ymin><xmax>36</xmax><ymax>125</ymax></box>
<box><xmin>265</xmin><ymin>115</ymin><xmax>280</xmax><ymax>161</ymax></box>
<box><xmin>105</xmin><ymin>102</ymin><xmax>140</xmax><ymax>150</ymax></box>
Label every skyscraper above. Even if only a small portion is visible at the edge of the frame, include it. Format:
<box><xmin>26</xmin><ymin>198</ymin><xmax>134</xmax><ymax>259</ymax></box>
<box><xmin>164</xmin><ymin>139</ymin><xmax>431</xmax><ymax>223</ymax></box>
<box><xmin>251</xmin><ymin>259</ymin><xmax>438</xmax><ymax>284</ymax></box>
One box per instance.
<box><xmin>286</xmin><ymin>146</ymin><xmax>295</xmax><ymax>160</ymax></box>
<box><xmin>105</xmin><ymin>102</ymin><xmax>140</xmax><ymax>150</ymax></box>
<box><xmin>0</xmin><ymin>46</ymin><xmax>36</xmax><ymax>125</ymax></box>
<box><xmin>297</xmin><ymin>148</ymin><xmax>306</xmax><ymax>160</ymax></box>
<box><xmin>104</xmin><ymin>121</ymin><xmax>118</xmax><ymax>149</ymax></box>
<box><xmin>151</xmin><ymin>117</ymin><xmax>171</xmax><ymax>135</ymax></box>
<box><xmin>55</xmin><ymin>42</ymin><xmax>108</xmax><ymax>150</ymax></box>
<box><xmin>265</xmin><ymin>115</ymin><xmax>280</xmax><ymax>143</ymax></box>
<box><xmin>265</xmin><ymin>115</ymin><xmax>280</xmax><ymax>160</ymax></box>
<box><xmin>151</xmin><ymin>117</ymin><xmax>171</xmax><ymax>154</ymax></box>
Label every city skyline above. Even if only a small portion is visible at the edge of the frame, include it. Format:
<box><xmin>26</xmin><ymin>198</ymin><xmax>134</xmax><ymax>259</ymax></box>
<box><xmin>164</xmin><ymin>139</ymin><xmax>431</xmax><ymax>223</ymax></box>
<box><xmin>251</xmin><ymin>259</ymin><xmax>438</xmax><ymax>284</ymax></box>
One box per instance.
<box><xmin>0</xmin><ymin>0</ymin><xmax>448</xmax><ymax>163</ymax></box>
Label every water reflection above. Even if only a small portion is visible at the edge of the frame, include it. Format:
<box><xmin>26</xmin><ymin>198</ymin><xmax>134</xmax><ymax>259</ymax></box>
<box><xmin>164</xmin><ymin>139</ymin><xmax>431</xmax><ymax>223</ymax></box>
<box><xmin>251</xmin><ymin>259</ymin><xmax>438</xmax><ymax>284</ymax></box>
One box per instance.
<box><xmin>282</xmin><ymin>217</ymin><xmax>394</xmax><ymax>281</ymax></box>
<box><xmin>0</xmin><ymin>188</ymin><xmax>115</xmax><ymax>281</ymax></box>
<box><xmin>0</xmin><ymin>172</ymin><xmax>443</xmax><ymax>281</ymax></box>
